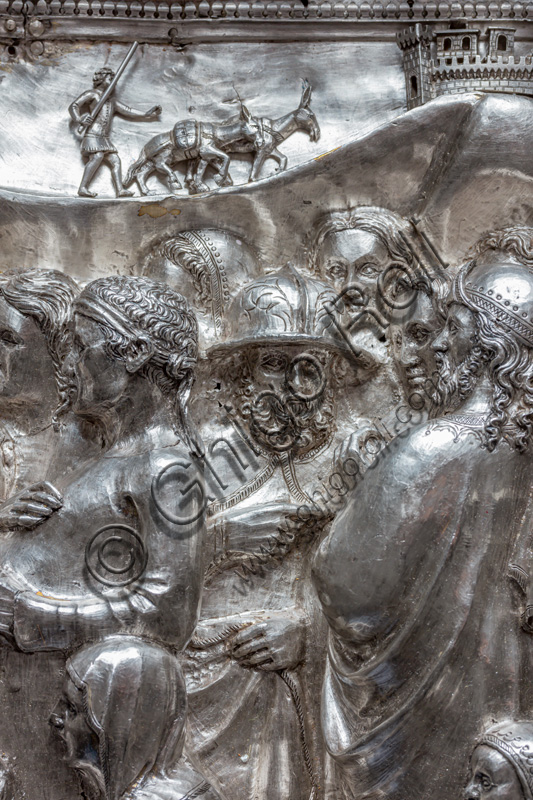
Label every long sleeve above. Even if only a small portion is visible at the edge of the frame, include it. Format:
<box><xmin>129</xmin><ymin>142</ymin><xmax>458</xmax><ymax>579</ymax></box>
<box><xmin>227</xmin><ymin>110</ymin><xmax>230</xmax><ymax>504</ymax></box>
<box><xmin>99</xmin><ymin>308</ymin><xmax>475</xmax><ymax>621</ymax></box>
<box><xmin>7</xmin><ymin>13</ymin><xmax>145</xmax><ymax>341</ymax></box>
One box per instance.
<box><xmin>69</xmin><ymin>90</ymin><xmax>96</xmax><ymax>123</ymax></box>
<box><xmin>4</xmin><ymin>449</ymin><xmax>205</xmax><ymax>653</ymax></box>
<box><xmin>13</xmin><ymin>576</ymin><xmax>168</xmax><ymax>652</ymax></box>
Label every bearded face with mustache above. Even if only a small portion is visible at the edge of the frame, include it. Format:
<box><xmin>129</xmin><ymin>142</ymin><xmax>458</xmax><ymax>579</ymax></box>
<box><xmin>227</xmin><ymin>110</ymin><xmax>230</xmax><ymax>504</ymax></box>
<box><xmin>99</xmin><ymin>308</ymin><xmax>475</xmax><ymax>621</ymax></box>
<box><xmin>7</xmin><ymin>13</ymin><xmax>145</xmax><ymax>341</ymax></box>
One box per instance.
<box><xmin>214</xmin><ymin>345</ymin><xmax>343</xmax><ymax>458</ymax></box>
<box><xmin>432</xmin><ymin>343</ymin><xmax>488</xmax><ymax>410</ymax></box>
<box><xmin>431</xmin><ymin>302</ymin><xmax>489</xmax><ymax>412</ymax></box>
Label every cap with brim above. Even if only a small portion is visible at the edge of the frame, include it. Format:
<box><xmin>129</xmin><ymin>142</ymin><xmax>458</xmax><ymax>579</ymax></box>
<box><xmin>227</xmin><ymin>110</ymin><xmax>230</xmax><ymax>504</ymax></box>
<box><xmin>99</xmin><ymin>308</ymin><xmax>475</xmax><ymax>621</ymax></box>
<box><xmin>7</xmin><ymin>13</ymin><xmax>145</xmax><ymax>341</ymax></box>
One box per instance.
<box><xmin>206</xmin><ymin>264</ymin><xmax>378</xmax><ymax>372</ymax></box>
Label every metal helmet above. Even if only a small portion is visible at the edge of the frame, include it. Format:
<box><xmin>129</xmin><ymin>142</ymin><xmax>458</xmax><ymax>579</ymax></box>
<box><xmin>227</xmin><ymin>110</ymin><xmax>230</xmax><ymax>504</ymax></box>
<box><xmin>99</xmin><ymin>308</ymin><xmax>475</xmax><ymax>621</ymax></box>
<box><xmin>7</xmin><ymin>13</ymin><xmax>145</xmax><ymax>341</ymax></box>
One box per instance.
<box><xmin>143</xmin><ymin>229</ymin><xmax>261</xmax><ymax>350</ymax></box>
<box><xmin>207</xmin><ymin>263</ymin><xmax>374</xmax><ymax>369</ymax></box>
<box><xmin>454</xmin><ymin>255</ymin><xmax>533</xmax><ymax>348</ymax></box>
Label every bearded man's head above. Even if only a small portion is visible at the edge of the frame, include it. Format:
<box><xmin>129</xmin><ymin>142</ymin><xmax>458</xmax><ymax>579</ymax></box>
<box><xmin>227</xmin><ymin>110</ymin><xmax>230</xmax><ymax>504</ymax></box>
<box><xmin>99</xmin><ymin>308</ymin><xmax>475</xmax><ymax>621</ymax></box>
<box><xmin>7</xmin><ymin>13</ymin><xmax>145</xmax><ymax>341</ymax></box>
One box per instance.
<box><xmin>213</xmin><ymin>345</ymin><xmax>347</xmax><ymax>458</ymax></box>
<box><xmin>433</xmin><ymin>227</ymin><xmax>533</xmax><ymax>452</ymax></box>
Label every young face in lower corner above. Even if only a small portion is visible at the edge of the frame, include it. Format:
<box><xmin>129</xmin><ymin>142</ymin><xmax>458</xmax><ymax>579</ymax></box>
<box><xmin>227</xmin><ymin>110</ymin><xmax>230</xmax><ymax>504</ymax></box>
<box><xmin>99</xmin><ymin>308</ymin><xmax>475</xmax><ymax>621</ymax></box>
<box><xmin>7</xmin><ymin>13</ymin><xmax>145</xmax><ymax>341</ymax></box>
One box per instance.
<box><xmin>49</xmin><ymin>677</ymin><xmax>101</xmax><ymax>774</ymax></box>
<box><xmin>464</xmin><ymin>745</ymin><xmax>525</xmax><ymax>800</ymax></box>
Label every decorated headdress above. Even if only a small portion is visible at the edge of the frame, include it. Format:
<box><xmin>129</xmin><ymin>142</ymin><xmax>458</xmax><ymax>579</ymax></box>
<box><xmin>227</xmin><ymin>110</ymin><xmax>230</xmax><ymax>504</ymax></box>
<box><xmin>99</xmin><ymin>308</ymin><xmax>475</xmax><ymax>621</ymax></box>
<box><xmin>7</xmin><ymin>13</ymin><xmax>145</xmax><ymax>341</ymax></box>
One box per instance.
<box><xmin>207</xmin><ymin>263</ymin><xmax>376</xmax><ymax>371</ymax></box>
<box><xmin>477</xmin><ymin>721</ymin><xmax>533</xmax><ymax>800</ymax></box>
<box><xmin>452</xmin><ymin>228</ymin><xmax>533</xmax><ymax>349</ymax></box>
<box><xmin>453</xmin><ymin>259</ymin><xmax>533</xmax><ymax>349</ymax></box>
<box><xmin>144</xmin><ymin>229</ymin><xmax>260</xmax><ymax>349</ymax></box>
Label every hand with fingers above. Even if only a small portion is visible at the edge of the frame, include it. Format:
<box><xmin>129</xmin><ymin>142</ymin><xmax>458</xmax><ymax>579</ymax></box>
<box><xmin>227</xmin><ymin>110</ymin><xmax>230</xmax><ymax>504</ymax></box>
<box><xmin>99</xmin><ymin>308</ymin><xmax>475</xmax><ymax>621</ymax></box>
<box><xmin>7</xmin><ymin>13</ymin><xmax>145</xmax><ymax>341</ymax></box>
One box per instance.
<box><xmin>229</xmin><ymin>612</ymin><xmax>307</xmax><ymax>672</ymax></box>
<box><xmin>0</xmin><ymin>482</ymin><xmax>63</xmax><ymax>533</ymax></box>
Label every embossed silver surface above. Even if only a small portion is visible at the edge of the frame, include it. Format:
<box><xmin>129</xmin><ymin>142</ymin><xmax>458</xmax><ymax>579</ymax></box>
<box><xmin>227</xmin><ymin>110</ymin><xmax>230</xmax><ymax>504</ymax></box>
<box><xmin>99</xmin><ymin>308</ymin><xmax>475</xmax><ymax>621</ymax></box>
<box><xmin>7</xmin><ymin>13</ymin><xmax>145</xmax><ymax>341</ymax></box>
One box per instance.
<box><xmin>0</xmin><ymin>3</ymin><xmax>533</xmax><ymax>799</ymax></box>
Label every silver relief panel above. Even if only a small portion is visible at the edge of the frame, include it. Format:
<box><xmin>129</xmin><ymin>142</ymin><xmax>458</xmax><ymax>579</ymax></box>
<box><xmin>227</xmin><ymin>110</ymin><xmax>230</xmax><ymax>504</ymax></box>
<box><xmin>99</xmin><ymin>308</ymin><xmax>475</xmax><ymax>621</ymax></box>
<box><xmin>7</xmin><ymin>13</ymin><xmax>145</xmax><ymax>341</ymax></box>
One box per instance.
<box><xmin>0</xmin><ymin>4</ymin><xmax>533</xmax><ymax>800</ymax></box>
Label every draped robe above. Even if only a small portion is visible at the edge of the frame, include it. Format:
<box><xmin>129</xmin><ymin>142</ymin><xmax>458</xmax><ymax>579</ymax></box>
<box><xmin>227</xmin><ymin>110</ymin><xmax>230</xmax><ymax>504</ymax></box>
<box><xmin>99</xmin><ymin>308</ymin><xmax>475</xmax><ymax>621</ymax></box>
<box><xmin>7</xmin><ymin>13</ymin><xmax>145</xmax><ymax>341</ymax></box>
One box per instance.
<box><xmin>313</xmin><ymin>419</ymin><xmax>533</xmax><ymax>799</ymax></box>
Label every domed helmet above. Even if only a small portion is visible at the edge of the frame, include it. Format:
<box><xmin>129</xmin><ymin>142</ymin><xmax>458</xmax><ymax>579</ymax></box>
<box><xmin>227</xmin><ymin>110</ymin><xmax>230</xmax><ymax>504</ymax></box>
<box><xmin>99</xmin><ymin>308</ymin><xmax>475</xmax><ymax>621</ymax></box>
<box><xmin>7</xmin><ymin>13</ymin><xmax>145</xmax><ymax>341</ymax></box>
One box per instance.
<box><xmin>143</xmin><ymin>229</ymin><xmax>261</xmax><ymax>350</ymax></box>
<box><xmin>453</xmin><ymin>253</ymin><xmax>533</xmax><ymax>348</ymax></box>
<box><xmin>208</xmin><ymin>263</ymin><xmax>376</xmax><ymax>371</ymax></box>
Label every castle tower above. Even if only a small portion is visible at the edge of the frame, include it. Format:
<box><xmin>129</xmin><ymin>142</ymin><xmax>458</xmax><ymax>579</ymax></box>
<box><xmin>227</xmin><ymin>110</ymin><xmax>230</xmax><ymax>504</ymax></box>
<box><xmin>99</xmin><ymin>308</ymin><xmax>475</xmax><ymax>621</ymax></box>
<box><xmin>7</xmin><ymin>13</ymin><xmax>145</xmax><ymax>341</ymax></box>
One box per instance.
<box><xmin>487</xmin><ymin>27</ymin><xmax>515</xmax><ymax>59</ymax></box>
<box><xmin>397</xmin><ymin>24</ymin><xmax>433</xmax><ymax>110</ymax></box>
<box><xmin>434</xmin><ymin>27</ymin><xmax>480</xmax><ymax>63</ymax></box>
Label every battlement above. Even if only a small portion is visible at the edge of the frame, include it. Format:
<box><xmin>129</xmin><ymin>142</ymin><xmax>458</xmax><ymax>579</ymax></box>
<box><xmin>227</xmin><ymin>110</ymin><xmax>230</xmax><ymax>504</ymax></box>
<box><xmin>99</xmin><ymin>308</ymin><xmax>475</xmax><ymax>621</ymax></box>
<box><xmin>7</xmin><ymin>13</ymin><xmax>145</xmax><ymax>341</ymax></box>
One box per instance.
<box><xmin>398</xmin><ymin>22</ymin><xmax>533</xmax><ymax>109</ymax></box>
<box><xmin>397</xmin><ymin>24</ymin><xmax>433</xmax><ymax>50</ymax></box>
<box><xmin>433</xmin><ymin>54</ymin><xmax>533</xmax><ymax>69</ymax></box>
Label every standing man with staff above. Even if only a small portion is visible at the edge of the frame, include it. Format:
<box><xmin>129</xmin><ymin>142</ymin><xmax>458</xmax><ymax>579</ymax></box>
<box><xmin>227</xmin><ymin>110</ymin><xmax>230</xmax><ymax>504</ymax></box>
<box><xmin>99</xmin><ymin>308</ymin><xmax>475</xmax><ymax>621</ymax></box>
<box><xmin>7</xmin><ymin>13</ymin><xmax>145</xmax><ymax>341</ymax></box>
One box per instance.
<box><xmin>69</xmin><ymin>42</ymin><xmax>161</xmax><ymax>198</ymax></box>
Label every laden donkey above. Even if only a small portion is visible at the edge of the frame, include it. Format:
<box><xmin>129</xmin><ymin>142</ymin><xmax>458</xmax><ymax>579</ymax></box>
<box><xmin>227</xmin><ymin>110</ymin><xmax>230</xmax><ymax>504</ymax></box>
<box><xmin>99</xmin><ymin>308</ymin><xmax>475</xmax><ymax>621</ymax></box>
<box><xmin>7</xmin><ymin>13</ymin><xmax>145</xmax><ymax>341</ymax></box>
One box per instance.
<box><xmin>182</xmin><ymin>80</ymin><xmax>320</xmax><ymax>190</ymax></box>
<box><xmin>224</xmin><ymin>79</ymin><xmax>320</xmax><ymax>182</ymax></box>
<box><xmin>125</xmin><ymin>105</ymin><xmax>261</xmax><ymax>195</ymax></box>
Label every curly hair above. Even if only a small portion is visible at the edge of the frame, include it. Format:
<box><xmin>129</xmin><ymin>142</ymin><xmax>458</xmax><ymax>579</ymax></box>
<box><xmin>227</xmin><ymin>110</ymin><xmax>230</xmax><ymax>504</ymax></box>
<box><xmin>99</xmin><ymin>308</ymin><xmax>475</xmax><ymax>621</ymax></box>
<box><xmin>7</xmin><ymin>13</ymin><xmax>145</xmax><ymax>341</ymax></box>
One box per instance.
<box><xmin>76</xmin><ymin>276</ymin><xmax>201</xmax><ymax>455</ymax></box>
<box><xmin>474</xmin><ymin>226</ymin><xmax>533</xmax><ymax>268</ymax></box>
<box><xmin>0</xmin><ymin>268</ymin><xmax>79</xmax><ymax>428</ymax></box>
<box><xmin>93</xmin><ymin>67</ymin><xmax>114</xmax><ymax>86</ymax></box>
<box><xmin>308</xmin><ymin>207</ymin><xmax>418</xmax><ymax>277</ymax></box>
<box><xmin>473</xmin><ymin>308</ymin><xmax>533</xmax><ymax>452</ymax></box>
<box><xmin>456</xmin><ymin>227</ymin><xmax>533</xmax><ymax>452</ymax></box>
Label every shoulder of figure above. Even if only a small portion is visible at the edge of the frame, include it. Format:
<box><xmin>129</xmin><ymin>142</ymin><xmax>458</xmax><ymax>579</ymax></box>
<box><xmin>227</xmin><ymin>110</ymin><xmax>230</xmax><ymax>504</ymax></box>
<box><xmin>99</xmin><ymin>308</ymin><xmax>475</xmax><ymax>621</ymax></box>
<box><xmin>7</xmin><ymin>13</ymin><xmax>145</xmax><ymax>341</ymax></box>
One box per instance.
<box><xmin>380</xmin><ymin>417</ymin><xmax>482</xmax><ymax>475</ymax></box>
<box><xmin>75</xmin><ymin>88</ymin><xmax>98</xmax><ymax>103</ymax></box>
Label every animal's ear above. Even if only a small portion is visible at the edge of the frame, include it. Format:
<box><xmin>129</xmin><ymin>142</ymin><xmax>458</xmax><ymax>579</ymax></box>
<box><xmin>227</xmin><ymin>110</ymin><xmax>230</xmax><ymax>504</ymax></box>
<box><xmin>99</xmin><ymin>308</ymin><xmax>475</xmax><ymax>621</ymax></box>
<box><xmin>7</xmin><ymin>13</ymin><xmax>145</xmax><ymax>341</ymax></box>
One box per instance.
<box><xmin>300</xmin><ymin>79</ymin><xmax>312</xmax><ymax>108</ymax></box>
<box><xmin>240</xmin><ymin>104</ymin><xmax>252</xmax><ymax>123</ymax></box>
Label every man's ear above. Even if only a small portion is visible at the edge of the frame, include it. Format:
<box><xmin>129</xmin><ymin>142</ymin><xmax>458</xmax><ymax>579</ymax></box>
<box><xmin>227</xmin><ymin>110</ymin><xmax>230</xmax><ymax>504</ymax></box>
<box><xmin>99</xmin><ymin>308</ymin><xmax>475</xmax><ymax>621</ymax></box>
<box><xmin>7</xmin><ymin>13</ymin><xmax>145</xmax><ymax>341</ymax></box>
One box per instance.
<box><xmin>124</xmin><ymin>337</ymin><xmax>155</xmax><ymax>374</ymax></box>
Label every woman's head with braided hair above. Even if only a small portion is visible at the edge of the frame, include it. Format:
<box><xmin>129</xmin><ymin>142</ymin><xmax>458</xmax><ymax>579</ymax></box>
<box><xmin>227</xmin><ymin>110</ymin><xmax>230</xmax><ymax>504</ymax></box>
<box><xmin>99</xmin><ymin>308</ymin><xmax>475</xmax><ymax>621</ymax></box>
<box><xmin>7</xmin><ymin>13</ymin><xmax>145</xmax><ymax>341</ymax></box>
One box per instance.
<box><xmin>73</xmin><ymin>276</ymin><xmax>202</xmax><ymax>455</ymax></box>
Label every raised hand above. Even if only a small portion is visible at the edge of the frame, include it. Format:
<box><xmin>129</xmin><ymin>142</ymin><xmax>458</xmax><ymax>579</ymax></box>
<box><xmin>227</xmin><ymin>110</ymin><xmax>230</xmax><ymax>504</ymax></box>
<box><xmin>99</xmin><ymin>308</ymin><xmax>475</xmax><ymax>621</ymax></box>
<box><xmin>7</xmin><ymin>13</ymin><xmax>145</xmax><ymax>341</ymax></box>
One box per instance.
<box><xmin>0</xmin><ymin>482</ymin><xmax>63</xmax><ymax>532</ymax></box>
<box><xmin>146</xmin><ymin>105</ymin><xmax>162</xmax><ymax>119</ymax></box>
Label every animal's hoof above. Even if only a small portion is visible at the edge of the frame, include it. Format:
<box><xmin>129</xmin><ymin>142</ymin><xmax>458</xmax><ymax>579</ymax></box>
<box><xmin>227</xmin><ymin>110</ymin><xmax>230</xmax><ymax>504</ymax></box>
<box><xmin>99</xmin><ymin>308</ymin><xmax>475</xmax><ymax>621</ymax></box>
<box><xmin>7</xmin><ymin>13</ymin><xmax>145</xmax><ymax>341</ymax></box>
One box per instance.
<box><xmin>118</xmin><ymin>189</ymin><xmax>134</xmax><ymax>198</ymax></box>
<box><xmin>169</xmin><ymin>183</ymin><xmax>182</xmax><ymax>193</ymax></box>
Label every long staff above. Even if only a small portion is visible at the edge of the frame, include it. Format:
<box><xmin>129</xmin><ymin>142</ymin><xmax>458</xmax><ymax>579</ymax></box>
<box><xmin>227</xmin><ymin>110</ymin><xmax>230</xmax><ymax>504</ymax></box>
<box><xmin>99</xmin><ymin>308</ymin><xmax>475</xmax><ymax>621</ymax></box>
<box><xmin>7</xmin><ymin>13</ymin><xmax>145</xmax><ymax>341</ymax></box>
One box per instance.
<box><xmin>77</xmin><ymin>41</ymin><xmax>139</xmax><ymax>136</ymax></box>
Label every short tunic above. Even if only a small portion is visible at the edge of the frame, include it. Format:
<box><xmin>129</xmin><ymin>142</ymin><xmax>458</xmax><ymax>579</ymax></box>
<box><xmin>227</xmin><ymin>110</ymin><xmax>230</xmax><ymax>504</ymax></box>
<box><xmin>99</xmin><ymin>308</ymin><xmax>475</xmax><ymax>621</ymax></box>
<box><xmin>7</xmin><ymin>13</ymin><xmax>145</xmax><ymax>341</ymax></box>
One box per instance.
<box><xmin>81</xmin><ymin>134</ymin><xmax>117</xmax><ymax>155</ymax></box>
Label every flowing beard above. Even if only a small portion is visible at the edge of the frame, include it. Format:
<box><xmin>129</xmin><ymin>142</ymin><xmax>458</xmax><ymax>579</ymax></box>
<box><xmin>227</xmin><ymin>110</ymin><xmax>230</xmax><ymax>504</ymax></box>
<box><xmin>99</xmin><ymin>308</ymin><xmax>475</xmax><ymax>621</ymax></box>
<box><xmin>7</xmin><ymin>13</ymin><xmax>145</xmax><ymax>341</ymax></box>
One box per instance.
<box><xmin>240</xmin><ymin>382</ymin><xmax>334</xmax><ymax>457</ymax></box>
<box><xmin>433</xmin><ymin>345</ymin><xmax>485</xmax><ymax>411</ymax></box>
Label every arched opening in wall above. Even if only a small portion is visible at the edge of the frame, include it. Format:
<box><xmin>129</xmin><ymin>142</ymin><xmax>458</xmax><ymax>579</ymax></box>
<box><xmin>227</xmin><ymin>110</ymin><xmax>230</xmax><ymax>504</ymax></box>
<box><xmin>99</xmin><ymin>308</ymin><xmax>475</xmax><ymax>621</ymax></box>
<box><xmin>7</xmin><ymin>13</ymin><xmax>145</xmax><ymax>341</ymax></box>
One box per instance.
<box><xmin>443</xmin><ymin>37</ymin><xmax>452</xmax><ymax>51</ymax></box>
<box><xmin>462</xmin><ymin>36</ymin><xmax>471</xmax><ymax>50</ymax></box>
<box><xmin>497</xmin><ymin>34</ymin><xmax>507</xmax><ymax>52</ymax></box>
<box><xmin>410</xmin><ymin>75</ymin><xmax>418</xmax><ymax>98</ymax></box>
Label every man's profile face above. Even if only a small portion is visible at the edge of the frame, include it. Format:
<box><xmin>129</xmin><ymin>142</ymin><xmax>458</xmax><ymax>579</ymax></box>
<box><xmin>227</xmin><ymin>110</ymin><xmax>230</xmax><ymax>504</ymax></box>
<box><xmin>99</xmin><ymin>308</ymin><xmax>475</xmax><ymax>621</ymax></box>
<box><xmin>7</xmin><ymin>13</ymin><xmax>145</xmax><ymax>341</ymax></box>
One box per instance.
<box><xmin>50</xmin><ymin>678</ymin><xmax>98</xmax><ymax>769</ymax></box>
<box><xmin>432</xmin><ymin>302</ymin><xmax>482</xmax><ymax>410</ymax></box>
<box><xmin>71</xmin><ymin>312</ymin><xmax>131</xmax><ymax>418</ymax></box>
<box><xmin>0</xmin><ymin>295</ymin><xmax>53</xmax><ymax>413</ymax></box>
<box><xmin>49</xmin><ymin>677</ymin><xmax>106</xmax><ymax>800</ymax></box>
<box><xmin>464</xmin><ymin>745</ymin><xmax>524</xmax><ymax>799</ymax></box>
<box><xmin>94</xmin><ymin>72</ymin><xmax>113</xmax><ymax>90</ymax></box>
<box><xmin>391</xmin><ymin>291</ymin><xmax>442</xmax><ymax>402</ymax></box>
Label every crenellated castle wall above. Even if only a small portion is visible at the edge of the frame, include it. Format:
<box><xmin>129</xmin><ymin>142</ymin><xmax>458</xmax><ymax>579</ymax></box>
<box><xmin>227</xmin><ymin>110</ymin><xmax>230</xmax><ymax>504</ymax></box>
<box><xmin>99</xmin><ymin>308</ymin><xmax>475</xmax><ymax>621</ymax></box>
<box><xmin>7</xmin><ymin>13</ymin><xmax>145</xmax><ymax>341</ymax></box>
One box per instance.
<box><xmin>432</xmin><ymin>54</ymin><xmax>533</xmax><ymax>97</ymax></box>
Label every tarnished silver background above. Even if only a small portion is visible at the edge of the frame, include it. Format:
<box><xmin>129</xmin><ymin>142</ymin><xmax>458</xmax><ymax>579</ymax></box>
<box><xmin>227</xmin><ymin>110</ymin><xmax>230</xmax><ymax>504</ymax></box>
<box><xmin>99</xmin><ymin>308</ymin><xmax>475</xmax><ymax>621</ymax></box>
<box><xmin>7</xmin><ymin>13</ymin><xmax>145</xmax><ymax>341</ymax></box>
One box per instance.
<box><xmin>0</xmin><ymin>4</ymin><xmax>533</xmax><ymax>799</ymax></box>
